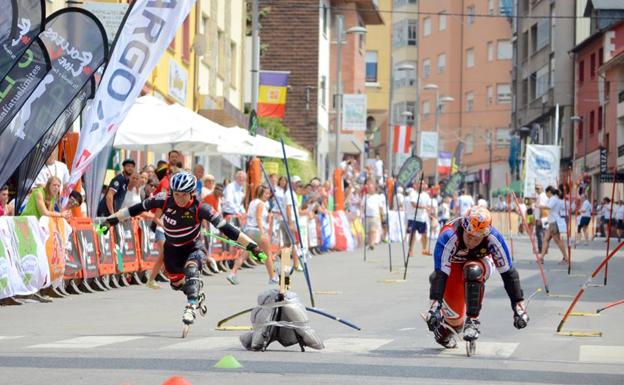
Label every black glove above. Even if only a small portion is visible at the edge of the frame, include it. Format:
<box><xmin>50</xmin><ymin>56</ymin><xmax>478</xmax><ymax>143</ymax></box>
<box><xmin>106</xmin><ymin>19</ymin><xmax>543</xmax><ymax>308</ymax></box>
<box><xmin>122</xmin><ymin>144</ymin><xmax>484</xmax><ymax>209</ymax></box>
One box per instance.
<box><xmin>246</xmin><ymin>242</ymin><xmax>267</xmax><ymax>263</ymax></box>
<box><xmin>513</xmin><ymin>302</ymin><xmax>529</xmax><ymax>329</ymax></box>
<box><xmin>104</xmin><ymin>216</ymin><xmax>119</xmax><ymax>228</ymax></box>
<box><xmin>425</xmin><ymin>302</ymin><xmax>443</xmax><ymax>332</ymax></box>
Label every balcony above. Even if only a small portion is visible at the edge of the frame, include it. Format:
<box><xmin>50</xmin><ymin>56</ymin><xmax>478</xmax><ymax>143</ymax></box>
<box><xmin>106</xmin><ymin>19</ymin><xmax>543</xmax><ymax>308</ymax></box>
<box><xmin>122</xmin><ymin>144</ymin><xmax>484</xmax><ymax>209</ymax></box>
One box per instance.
<box><xmin>347</xmin><ymin>0</ymin><xmax>384</xmax><ymax>25</ymax></box>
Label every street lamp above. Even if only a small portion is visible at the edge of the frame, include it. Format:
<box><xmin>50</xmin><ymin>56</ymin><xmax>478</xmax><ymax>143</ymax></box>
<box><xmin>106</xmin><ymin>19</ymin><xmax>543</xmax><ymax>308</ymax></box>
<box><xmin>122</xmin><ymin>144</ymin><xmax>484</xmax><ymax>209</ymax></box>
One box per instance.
<box><xmin>423</xmin><ymin>83</ymin><xmax>454</xmax><ymax>185</ymax></box>
<box><xmin>571</xmin><ymin>115</ymin><xmax>585</xmax><ymax>172</ymax></box>
<box><xmin>334</xmin><ymin>15</ymin><xmax>367</xmax><ymax>170</ymax></box>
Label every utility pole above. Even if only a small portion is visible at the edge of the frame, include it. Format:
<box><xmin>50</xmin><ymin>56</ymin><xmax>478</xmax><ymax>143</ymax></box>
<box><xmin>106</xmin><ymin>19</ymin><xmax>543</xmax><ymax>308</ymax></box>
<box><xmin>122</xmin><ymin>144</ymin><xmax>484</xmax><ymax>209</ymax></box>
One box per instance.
<box><xmin>487</xmin><ymin>129</ymin><xmax>493</xmax><ymax>202</ymax></box>
<box><xmin>334</xmin><ymin>15</ymin><xmax>344</xmax><ymax>170</ymax></box>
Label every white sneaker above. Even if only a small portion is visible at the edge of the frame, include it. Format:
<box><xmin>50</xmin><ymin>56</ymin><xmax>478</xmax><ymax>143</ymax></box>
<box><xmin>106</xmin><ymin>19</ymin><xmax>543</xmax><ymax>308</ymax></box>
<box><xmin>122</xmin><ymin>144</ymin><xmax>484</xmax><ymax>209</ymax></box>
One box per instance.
<box><xmin>268</xmin><ymin>275</ymin><xmax>279</xmax><ymax>285</ymax></box>
<box><xmin>226</xmin><ymin>274</ymin><xmax>240</xmax><ymax>285</ymax></box>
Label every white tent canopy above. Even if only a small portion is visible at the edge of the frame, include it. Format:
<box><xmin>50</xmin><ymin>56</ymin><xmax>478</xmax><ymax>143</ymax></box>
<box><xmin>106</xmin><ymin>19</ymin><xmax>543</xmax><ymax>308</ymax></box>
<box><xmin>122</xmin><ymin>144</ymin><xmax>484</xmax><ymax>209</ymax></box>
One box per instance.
<box><xmin>113</xmin><ymin>96</ymin><xmax>309</xmax><ymax>161</ymax></box>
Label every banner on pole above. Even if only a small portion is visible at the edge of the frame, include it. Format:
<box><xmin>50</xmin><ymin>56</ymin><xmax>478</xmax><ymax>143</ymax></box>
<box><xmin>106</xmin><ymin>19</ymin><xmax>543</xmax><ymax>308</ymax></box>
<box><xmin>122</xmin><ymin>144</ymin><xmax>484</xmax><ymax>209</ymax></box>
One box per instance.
<box><xmin>438</xmin><ymin>151</ymin><xmax>452</xmax><ymax>175</ymax></box>
<box><xmin>0</xmin><ymin>9</ymin><xmax>108</xmax><ymax>189</ymax></box>
<box><xmin>523</xmin><ymin>144</ymin><xmax>560</xmax><ymax>198</ymax></box>
<box><xmin>396</xmin><ymin>155</ymin><xmax>423</xmax><ymax>189</ymax></box>
<box><xmin>419</xmin><ymin>131</ymin><xmax>438</xmax><ymax>159</ymax></box>
<box><xmin>392</xmin><ymin>124</ymin><xmax>411</xmax><ymax>154</ymax></box>
<box><xmin>0</xmin><ymin>0</ymin><xmax>45</xmax><ymax>80</ymax></box>
<box><xmin>342</xmin><ymin>94</ymin><xmax>366</xmax><ymax>131</ymax></box>
<box><xmin>258</xmin><ymin>70</ymin><xmax>289</xmax><ymax>118</ymax></box>
<box><xmin>66</xmin><ymin>0</ymin><xmax>197</xmax><ymax>197</ymax></box>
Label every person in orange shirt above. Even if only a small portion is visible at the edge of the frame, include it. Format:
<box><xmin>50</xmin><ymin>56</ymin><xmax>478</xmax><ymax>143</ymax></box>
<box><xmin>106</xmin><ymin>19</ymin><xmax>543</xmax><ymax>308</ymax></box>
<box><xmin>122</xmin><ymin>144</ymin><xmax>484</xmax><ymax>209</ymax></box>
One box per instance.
<box><xmin>203</xmin><ymin>183</ymin><xmax>223</xmax><ymax>211</ymax></box>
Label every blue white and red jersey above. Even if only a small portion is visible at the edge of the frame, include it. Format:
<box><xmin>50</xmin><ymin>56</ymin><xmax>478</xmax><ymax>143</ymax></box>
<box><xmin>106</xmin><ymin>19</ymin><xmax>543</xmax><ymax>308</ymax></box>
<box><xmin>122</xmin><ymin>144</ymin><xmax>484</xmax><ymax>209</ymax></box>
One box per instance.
<box><xmin>433</xmin><ymin>218</ymin><xmax>513</xmax><ymax>275</ymax></box>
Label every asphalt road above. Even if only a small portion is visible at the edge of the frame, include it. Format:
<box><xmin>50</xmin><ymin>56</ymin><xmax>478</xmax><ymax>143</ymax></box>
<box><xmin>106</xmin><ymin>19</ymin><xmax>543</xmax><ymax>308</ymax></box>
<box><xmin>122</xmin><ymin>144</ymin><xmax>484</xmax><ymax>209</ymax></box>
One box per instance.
<box><xmin>1</xmin><ymin>236</ymin><xmax>623</xmax><ymax>385</ymax></box>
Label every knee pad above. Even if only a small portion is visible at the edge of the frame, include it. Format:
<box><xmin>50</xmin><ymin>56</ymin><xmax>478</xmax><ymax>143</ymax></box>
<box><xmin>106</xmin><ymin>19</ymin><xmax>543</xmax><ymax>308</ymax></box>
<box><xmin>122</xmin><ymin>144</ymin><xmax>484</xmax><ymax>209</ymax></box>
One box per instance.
<box><xmin>183</xmin><ymin>261</ymin><xmax>201</xmax><ymax>300</ymax></box>
<box><xmin>463</xmin><ymin>262</ymin><xmax>485</xmax><ymax>318</ymax></box>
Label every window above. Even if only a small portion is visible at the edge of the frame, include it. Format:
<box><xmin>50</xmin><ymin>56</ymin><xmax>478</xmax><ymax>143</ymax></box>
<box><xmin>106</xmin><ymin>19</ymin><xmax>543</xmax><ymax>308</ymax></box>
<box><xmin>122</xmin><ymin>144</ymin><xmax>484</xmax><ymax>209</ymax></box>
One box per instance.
<box><xmin>577</xmin><ymin>119</ymin><xmax>583</xmax><ymax>141</ymax></box>
<box><xmin>598</xmin><ymin>106</ymin><xmax>603</xmax><ymax>131</ymax></box>
<box><xmin>423</xmin><ymin>58</ymin><xmax>431</xmax><ymax>79</ymax></box>
<box><xmin>487</xmin><ymin>41</ymin><xmax>494</xmax><ymax>62</ymax></box>
<box><xmin>486</xmin><ymin>85</ymin><xmax>493</xmax><ymax>105</ymax></box>
<box><xmin>497</xmin><ymin>83</ymin><xmax>511</xmax><ymax>104</ymax></box>
<box><xmin>217</xmin><ymin>30</ymin><xmax>224</xmax><ymax>76</ymax></box>
<box><xmin>393</xmin><ymin>0</ymin><xmax>417</xmax><ymax>8</ymax></box>
<box><xmin>408</xmin><ymin>20</ymin><xmax>418</xmax><ymax>46</ymax></box>
<box><xmin>466</xmin><ymin>48</ymin><xmax>475</xmax><ymax>68</ymax></box>
<box><xmin>322</xmin><ymin>5</ymin><xmax>329</xmax><ymax>36</ymax></box>
<box><xmin>467</xmin><ymin>6</ymin><xmax>475</xmax><ymax>25</ymax></box>
<box><xmin>488</xmin><ymin>0</ymin><xmax>494</xmax><ymax>15</ymax></box>
<box><xmin>535</xmin><ymin>65</ymin><xmax>549</xmax><ymax>98</ymax></box>
<box><xmin>589</xmin><ymin>110</ymin><xmax>595</xmax><ymax>134</ymax></box>
<box><xmin>578</xmin><ymin>60</ymin><xmax>584</xmax><ymax>82</ymax></box>
<box><xmin>394</xmin><ymin>61</ymin><xmax>417</xmax><ymax>88</ymax></box>
<box><xmin>466</xmin><ymin>91</ymin><xmax>474</xmax><ymax>112</ymax></box>
<box><xmin>605</xmin><ymin>80</ymin><xmax>610</xmax><ymax>101</ymax></box>
<box><xmin>182</xmin><ymin>16</ymin><xmax>190</xmax><ymax>62</ymax></box>
<box><xmin>522</xmin><ymin>31</ymin><xmax>529</xmax><ymax>59</ymax></box>
<box><xmin>422</xmin><ymin>100</ymin><xmax>431</xmax><ymax>120</ymax></box>
<box><xmin>465</xmin><ymin>134</ymin><xmax>474</xmax><ymax>154</ymax></box>
<box><xmin>320</xmin><ymin>76</ymin><xmax>326</xmax><ymax>107</ymax></box>
<box><xmin>590</xmin><ymin>53</ymin><xmax>596</xmax><ymax>78</ymax></box>
<box><xmin>439</xmin><ymin>12</ymin><xmax>447</xmax><ymax>31</ymax></box>
<box><xmin>393</xmin><ymin>101</ymin><xmax>416</xmax><ymax>124</ymax></box>
<box><xmin>497</xmin><ymin>40</ymin><xmax>512</xmax><ymax>60</ymax></box>
<box><xmin>230</xmin><ymin>41</ymin><xmax>237</xmax><ymax>85</ymax></box>
<box><xmin>437</xmin><ymin>53</ymin><xmax>446</xmax><ymax>74</ymax></box>
<box><xmin>496</xmin><ymin>128</ymin><xmax>511</xmax><ymax>148</ymax></box>
<box><xmin>365</xmin><ymin>51</ymin><xmax>378</xmax><ymax>83</ymax></box>
<box><xmin>599</xmin><ymin>47</ymin><xmax>604</xmax><ymax>66</ymax></box>
<box><xmin>535</xmin><ymin>19</ymin><xmax>549</xmax><ymax>52</ymax></box>
<box><xmin>423</xmin><ymin>17</ymin><xmax>431</xmax><ymax>36</ymax></box>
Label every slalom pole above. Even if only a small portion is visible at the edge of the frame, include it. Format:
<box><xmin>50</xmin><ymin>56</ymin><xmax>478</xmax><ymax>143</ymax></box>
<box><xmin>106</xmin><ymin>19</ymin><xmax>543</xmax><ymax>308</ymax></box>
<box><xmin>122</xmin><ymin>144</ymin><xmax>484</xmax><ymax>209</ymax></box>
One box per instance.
<box><xmin>363</xmin><ymin>191</ymin><xmax>368</xmax><ymax>262</ymax></box>
<box><xmin>510</xmin><ymin>190</ymin><xmax>550</xmax><ymax>293</ymax></box>
<box><xmin>557</xmin><ymin>240</ymin><xmax>624</xmax><ymax>332</ymax></box>
<box><xmin>596</xmin><ymin>299</ymin><xmax>624</xmax><ymax>313</ymax></box>
<box><xmin>381</xmin><ymin>175</ymin><xmax>393</xmax><ymax>272</ymax></box>
<box><xmin>305</xmin><ymin>307</ymin><xmax>361</xmax><ymax>330</ymax></box>
<box><xmin>566</xmin><ymin>170</ymin><xmax>573</xmax><ymax>274</ymax></box>
<box><xmin>394</xmin><ymin>183</ymin><xmax>408</xmax><ymax>267</ymax></box>
<box><xmin>403</xmin><ymin>172</ymin><xmax>425</xmax><ymax>280</ymax></box>
<box><xmin>258</xmin><ymin>160</ymin><xmax>315</xmax><ymax>307</ymax></box>
<box><xmin>279</xmin><ymin>139</ymin><xmax>315</xmax><ymax>307</ymax></box>
<box><xmin>604</xmin><ymin>170</ymin><xmax>617</xmax><ymax>286</ymax></box>
<box><xmin>505</xmin><ymin>173</ymin><xmax>515</xmax><ymax>259</ymax></box>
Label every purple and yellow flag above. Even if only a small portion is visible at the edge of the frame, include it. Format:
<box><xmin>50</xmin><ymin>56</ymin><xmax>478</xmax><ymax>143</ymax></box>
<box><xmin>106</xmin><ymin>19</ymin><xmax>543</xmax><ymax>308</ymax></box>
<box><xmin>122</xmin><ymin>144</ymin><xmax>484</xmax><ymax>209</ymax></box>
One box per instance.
<box><xmin>258</xmin><ymin>70</ymin><xmax>289</xmax><ymax>118</ymax></box>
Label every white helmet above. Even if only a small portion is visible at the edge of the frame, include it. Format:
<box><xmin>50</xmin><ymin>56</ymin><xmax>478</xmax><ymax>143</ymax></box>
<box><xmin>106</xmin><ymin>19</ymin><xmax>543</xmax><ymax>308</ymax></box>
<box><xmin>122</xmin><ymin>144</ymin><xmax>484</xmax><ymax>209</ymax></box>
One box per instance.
<box><xmin>170</xmin><ymin>172</ymin><xmax>197</xmax><ymax>193</ymax></box>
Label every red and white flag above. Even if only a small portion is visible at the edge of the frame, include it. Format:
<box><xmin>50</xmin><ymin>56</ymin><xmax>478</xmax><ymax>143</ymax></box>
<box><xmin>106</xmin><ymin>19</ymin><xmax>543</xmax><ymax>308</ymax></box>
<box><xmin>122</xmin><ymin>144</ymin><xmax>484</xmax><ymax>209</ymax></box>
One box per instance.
<box><xmin>392</xmin><ymin>125</ymin><xmax>411</xmax><ymax>154</ymax></box>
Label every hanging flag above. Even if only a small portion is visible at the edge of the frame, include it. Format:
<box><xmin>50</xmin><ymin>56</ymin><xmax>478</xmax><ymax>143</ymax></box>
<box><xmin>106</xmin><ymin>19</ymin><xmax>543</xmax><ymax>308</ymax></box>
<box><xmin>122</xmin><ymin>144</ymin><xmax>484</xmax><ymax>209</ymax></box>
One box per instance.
<box><xmin>66</xmin><ymin>0</ymin><xmax>196</xmax><ymax>198</ymax></box>
<box><xmin>451</xmin><ymin>142</ymin><xmax>465</xmax><ymax>174</ymax></box>
<box><xmin>437</xmin><ymin>151</ymin><xmax>452</xmax><ymax>176</ymax></box>
<box><xmin>257</xmin><ymin>70</ymin><xmax>289</xmax><ymax>118</ymax></box>
<box><xmin>0</xmin><ymin>0</ymin><xmax>45</xmax><ymax>80</ymax></box>
<box><xmin>392</xmin><ymin>124</ymin><xmax>411</xmax><ymax>154</ymax></box>
<box><xmin>0</xmin><ymin>9</ymin><xmax>108</xmax><ymax>189</ymax></box>
<box><xmin>14</xmin><ymin>77</ymin><xmax>96</xmax><ymax>209</ymax></box>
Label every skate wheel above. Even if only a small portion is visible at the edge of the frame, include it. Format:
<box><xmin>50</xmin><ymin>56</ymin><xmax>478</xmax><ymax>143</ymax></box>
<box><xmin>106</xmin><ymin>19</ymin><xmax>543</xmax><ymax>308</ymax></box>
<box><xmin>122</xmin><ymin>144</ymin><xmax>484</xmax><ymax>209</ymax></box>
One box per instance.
<box><xmin>182</xmin><ymin>324</ymin><xmax>190</xmax><ymax>338</ymax></box>
<box><xmin>466</xmin><ymin>340</ymin><xmax>476</xmax><ymax>357</ymax></box>
<box><xmin>200</xmin><ymin>304</ymin><xmax>208</xmax><ymax>316</ymax></box>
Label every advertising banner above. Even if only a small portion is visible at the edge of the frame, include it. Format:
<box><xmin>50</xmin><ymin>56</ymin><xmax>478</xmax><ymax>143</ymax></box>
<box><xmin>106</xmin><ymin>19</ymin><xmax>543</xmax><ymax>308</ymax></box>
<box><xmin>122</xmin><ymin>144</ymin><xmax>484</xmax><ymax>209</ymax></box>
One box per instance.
<box><xmin>0</xmin><ymin>9</ymin><xmax>108</xmax><ymax>188</ymax></box>
<box><xmin>524</xmin><ymin>145</ymin><xmax>560</xmax><ymax>198</ymax></box>
<box><xmin>0</xmin><ymin>0</ymin><xmax>45</xmax><ymax>79</ymax></box>
<box><xmin>67</xmin><ymin>0</ymin><xmax>197</xmax><ymax>197</ymax></box>
<box><xmin>342</xmin><ymin>94</ymin><xmax>367</xmax><ymax>131</ymax></box>
<box><xmin>419</xmin><ymin>131</ymin><xmax>438</xmax><ymax>159</ymax></box>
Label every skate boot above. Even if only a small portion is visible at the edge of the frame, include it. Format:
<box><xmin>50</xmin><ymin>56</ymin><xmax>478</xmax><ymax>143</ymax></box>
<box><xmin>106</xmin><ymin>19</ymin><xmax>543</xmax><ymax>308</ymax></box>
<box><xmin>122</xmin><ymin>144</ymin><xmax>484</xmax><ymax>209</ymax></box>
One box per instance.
<box><xmin>463</xmin><ymin>318</ymin><xmax>480</xmax><ymax>341</ymax></box>
<box><xmin>197</xmin><ymin>293</ymin><xmax>208</xmax><ymax>316</ymax></box>
<box><xmin>182</xmin><ymin>302</ymin><xmax>198</xmax><ymax>325</ymax></box>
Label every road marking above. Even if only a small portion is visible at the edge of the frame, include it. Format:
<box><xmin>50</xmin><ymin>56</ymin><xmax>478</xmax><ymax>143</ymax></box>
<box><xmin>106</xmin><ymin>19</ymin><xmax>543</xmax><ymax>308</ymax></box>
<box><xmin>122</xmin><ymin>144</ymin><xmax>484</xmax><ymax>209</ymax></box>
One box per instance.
<box><xmin>162</xmin><ymin>337</ymin><xmax>240</xmax><ymax>351</ymax></box>
<box><xmin>0</xmin><ymin>336</ymin><xmax>23</xmax><ymax>340</ymax></box>
<box><xmin>28</xmin><ymin>336</ymin><xmax>142</xmax><ymax>349</ymax></box>
<box><xmin>399</xmin><ymin>327</ymin><xmax>417</xmax><ymax>331</ymax></box>
<box><xmin>579</xmin><ymin>345</ymin><xmax>624</xmax><ymax>364</ymax></box>
<box><xmin>320</xmin><ymin>338</ymin><xmax>392</xmax><ymax>354</ymax></box>
<box><xmin>438</xmin><ymin>342</ymin><xmax>518</xmax><ymax>358</ymax></box>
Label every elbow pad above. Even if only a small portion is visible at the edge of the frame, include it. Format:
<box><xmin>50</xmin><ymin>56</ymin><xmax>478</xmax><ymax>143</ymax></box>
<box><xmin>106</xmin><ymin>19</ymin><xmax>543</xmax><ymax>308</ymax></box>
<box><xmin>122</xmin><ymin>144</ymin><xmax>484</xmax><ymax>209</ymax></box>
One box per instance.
<box><xmin>127</xmin><ymin>203</ymin><xmax>145</xmax><ymax>217</ymax></box>
<box><xmin>501</xmin><ymin>268</ymin><xmax>524</xmax><ymax>309</ymax></box>
<box><xmin>429</xmin><ymin>270</ymin><xmax>448</xmax><ymax>302</ymax></box>
<box><xmin>220</xmin><ymin>222</ymin><xmax>241</xmax><ymax>241</ymax></box>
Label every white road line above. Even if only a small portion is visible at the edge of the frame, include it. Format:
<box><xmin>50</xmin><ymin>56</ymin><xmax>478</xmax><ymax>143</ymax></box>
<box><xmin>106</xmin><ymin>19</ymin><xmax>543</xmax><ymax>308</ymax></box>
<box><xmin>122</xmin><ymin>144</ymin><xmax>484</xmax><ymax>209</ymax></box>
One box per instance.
<box><xmin>320</xmin><ymin>338</ymin><xmax>393</xmax><ymax>354</ymax></box>
<box><xmin>579</xmin><ymin>345</ymin><xmax>624</xmax><ymax>364</ymax></box>
<box><xmin>0</xmin><ymin>336</ymin><xmax>23</xmax><ymax>341</ymax></box>
<box><xmin>438</xmin><ymin>342</ymin><xmax>518</xmax><ymax>358</ymax></box>
<box><xmin>28</xmin><ymin>336</ymin><xmax>142</xmax><ymax>349</ymax></box>
<box><xmin>161</xmin><ymin>337</ymin><xmax>241</xmax><ymax>351</ymax></box>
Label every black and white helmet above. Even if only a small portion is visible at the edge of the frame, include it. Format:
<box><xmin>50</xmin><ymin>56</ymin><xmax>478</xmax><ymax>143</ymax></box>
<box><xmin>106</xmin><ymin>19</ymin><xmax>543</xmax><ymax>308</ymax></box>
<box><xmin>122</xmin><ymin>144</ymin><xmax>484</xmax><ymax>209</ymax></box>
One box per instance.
<box><xmin>170</xmin><ymin>171</ymin><xmax>197</xmax><ymax>193</ymax></box>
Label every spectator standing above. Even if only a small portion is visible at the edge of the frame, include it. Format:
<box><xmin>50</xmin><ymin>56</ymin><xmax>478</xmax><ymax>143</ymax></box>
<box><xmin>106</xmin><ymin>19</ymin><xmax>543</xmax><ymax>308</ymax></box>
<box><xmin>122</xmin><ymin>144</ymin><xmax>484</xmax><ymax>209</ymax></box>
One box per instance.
<box><xmin>200</xmin><ymin>174</ymin><xmax>215</xmax><ymax>199</ymax></box>
<box><xmin>203</xmin><ymin>183</ymin><xmax>223</xmax><ymax>212</ymax></box>
<box><xmin>121</xmin><ymin>172</ymin><xmax>142</xmax><ymax>208</ymax></box>
<box><xmin>284</xmin><ymin>175</ymin><xmax>303</xmax><ymax>271</ymax></box>
<box><xmin>34</xmin><ymin>150</ymin><xmax>70</xmax><ymax>191</ymax></box>
<box><xmin>534</xmin><ymin>184</ymin><xmax>549</xmax><ymax>251</ymax></box>
<box><xmin>615</xmin><ymin>200</ymin><xmax>624</xmax><ymax>242</ymax></box>
<box><xmin>539</xmin><ymin>186</ymin><xmax>568</xmax><ymax>265</ymax></box>
<box><xmin>577</xmin><ymin>194</ymin><xmax>592</xmax><ymax>246</ymax></box>
<box><xmin>97</xmin><ymin>159</ymin><xmax>135</xmax><ymax>217</ymax></box>
<box><xmin>457</xmin><ymin>190</ymin><xmax>475</xmax><ymax>217</ymax></box>
<box><xmin>374</xmin><ymin>154</ymin><xmax>384</xmax><ymax>183</ymax></box>
<box><xmin>222</xmin><ymin>171</ymin><xmax>247</xmax><ymax>220</ymax></box>
<box><xmin>477</xmin><ymin>194</ymin><xmax>488</xmax><ymax>209</ymax></box>
<box><xmin>439</xmin><ymin>197</ymin><xmax>450</xmax><ymax>227</ymax></box>
<box><xmin>193</xmin><ymin>164</ymin><xmax>205</xmax><ymax>197</ymax></box>
<box><xmin>601</xmin><ymin>197</ymin><xmax>612</xmax><ymax>239</ymax></box>
<box><xmin>407</xmin><ymin>180</ymin><xmax>432</xmax><ymax>256</ymax></box>
<box><xmin>364</xmin><ymin>179</ymin><xmax>384</xmax><ymax>250</ymax></box>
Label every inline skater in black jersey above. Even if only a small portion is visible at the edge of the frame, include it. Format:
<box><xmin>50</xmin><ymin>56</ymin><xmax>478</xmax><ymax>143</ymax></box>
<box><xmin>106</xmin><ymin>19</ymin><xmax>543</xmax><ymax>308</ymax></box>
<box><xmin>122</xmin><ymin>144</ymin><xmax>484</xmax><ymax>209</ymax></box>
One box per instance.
<box><xmin>103</xmin><ymin>172</ymin><xmax>266</xmax><ymax>329</ymax></box>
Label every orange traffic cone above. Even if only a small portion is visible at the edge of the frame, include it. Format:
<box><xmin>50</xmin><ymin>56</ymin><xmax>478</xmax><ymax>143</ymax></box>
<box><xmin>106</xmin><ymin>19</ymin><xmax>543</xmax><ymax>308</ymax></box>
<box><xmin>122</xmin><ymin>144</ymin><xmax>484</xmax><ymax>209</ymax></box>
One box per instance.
<box><xmin>162</xmin><ymin>376</ymin><xmax>192</xmax><ymax>385</ymax></box>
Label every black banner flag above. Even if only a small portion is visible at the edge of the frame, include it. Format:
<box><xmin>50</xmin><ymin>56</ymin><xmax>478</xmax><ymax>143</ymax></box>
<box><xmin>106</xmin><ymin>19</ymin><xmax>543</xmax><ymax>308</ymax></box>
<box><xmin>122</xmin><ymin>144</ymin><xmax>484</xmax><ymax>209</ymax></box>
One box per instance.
<box><xmin>0</xmin><ymin>0</ymin><xmax>45</xmax><ymax>80</ymax></box>
<box><xmin>15</xmin><ymin>77</ymin><xmax>96</xmax><ymax>208</ymax></box>
<box><xmin>0</xmin><ymin>8</ymin><xmax>108</xmax><ymax>188</ymax></box>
